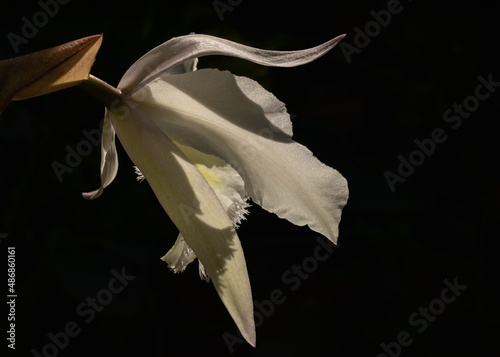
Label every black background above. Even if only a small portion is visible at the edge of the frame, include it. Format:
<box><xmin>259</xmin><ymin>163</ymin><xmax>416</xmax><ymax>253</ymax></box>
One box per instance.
<box><xmin>1</xmin><ymin>0</ymin><xmax>498</xmax><ymax>356</ymax></box>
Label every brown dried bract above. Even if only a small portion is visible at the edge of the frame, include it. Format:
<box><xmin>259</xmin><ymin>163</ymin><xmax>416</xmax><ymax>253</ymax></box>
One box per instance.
<box><xmin>0</xmin><ymin>34</ymin><xmax>102</xmax><ymax>114</ymax></box>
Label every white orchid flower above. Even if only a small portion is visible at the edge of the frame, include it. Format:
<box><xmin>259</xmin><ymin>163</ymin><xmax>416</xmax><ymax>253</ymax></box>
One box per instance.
<box><xmin>80</xmin><ymin>33</ymin><xmax>349</xmax><ymax>346</ymax></box>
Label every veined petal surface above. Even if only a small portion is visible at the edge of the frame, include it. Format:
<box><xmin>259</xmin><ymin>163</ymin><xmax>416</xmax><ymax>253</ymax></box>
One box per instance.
<box><xmin>118</xmin><ymin>34</ymin><xmax>345</xmax><ymax>94</ymax></box>
<box><xmin>130</xmin><ymin>69</ymin><xmax>348</xmax><ymax>243</ymax></box>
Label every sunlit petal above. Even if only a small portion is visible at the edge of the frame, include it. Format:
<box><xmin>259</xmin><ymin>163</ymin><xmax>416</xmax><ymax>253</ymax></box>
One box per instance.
<box><xmin>175</xmin><ymin>142</ymin><xmax>250</xmax><ymax>228</ymax></box>
<box><xmin>162</xmin><ymin>234</ymin><xmax>197</xmax><ymax>273</ymax></box>
<box><xmin>163</xmin><ymin>142</ymin><xmax>250</xmax><ymax>278</ymax></box>
<box><xmin>119</xmin><ymin>33</ymin><xmax>345</xmax><ymax>94</ymax></box>
<box><xmin>130</xmin><ymin>69</ymin><xmax>348</xmax><ymax>243</ymax></box>
<box><xmin>109</xmin><ymin>103</ymin><xmax>255</xmax><ymax>345</ymax></box>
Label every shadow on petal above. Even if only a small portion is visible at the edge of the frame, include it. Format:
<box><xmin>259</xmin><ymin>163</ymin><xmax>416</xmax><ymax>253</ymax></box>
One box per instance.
<box><xmin>108</xmin><ymin>103</ymin><xmax>255</xmax><ymax>345</ymax></box>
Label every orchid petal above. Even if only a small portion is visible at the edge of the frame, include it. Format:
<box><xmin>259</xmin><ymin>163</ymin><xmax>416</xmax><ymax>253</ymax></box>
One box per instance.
<box><xmin>108</xmin><ymin>104</ymin><xmax>255</xmax><ymax>345</ymax></box>
<box><xmin>82</xmin><ymin>112</ymin><xmax>118</xmax><ymax>199</ymax></box>
<box><xmin>163</xmin><ymin>142</ymin><xmax>250</xmax><ymax>278</ymax></box>
<box><xmin>175</xmin><ymin>142</ymin><xmax>250</xmax><ymax>228</ymax></box>
<box><xmin>162</xmin><ymin>234</ymin><xmax>211</xmax><ymax>282</ymax></box>
<box><xmin>82</xmin><ymin>42</ymin><xmax>198</xmax><ymax>199</ymax></box>
<box><xmin>129</xmin><ymin>69</ymin><xmax>348</xmax><ymax>243</ymax></box>
<box><xmin>162</xmin><ymin>234</ymin><xmax>197</xmax><ymax>273</ymax></box>
<box><xmin>166</xmin><ymin>57</ymin><xmax>198</xmax><ymax>75</ymax></box>
<box><xmin>118</xmin><ymin>33</ymin><xmax>345</xmax><ymax>94</ymax></box>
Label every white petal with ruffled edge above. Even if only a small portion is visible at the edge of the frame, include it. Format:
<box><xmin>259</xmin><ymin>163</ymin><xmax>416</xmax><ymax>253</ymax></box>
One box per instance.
<box><xmin>162</xmin><ymin>142</ymin><xmax>250</xmax><ymax>281</ymax></box>
<box><xmin>161</xmin><ymin>234</ymin><xmax>197</xmax><ymax>271</ymax></box>
<box><xmin>129</xmin><ymin>68</ymin><xmax>348</xmax><ymax>243</ymax></box>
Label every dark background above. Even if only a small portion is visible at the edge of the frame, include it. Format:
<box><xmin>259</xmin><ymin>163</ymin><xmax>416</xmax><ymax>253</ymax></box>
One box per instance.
<box><xmin>1</xmin><ymin>0</ymin><xmax>498</xmax><ymax>356</ymax></box>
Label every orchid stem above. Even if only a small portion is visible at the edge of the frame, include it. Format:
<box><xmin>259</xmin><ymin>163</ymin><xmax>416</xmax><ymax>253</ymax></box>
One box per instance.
<box><xmin>79</xmin><ymin>74</ymin><xmax>122</xmax><ymax>106</ymax></box>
